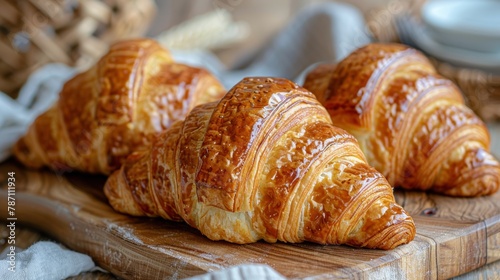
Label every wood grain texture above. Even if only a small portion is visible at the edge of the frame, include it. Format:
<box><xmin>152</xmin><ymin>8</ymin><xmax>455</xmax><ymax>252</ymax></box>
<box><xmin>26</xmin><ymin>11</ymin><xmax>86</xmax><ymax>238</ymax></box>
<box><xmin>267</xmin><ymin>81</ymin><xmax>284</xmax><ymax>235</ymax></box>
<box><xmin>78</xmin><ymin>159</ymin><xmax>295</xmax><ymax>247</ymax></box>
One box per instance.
<box><xmin>1</xmin><ymin>159</ymin><xmax>500</xmax><ymax>279</ymax></box>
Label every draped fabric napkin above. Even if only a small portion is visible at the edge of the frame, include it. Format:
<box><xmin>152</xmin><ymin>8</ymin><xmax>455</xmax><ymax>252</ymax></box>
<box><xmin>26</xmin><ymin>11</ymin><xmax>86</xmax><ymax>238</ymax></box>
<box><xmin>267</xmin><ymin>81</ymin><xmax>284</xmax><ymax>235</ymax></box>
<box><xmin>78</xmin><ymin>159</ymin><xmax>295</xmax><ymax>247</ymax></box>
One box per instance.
<box><xmin>0</xmin><ymin>242</ymin><xmax>96</xmax><ymax>280</ymax></box>
<box><xmin>185</xmin><ymin>264</ymin><xmax>286</xmax><ymax>280</ymax></box>
<box><xmin>0</xmin><ymin>64</ymin><xmax>77</xmax><ymax>162</ymax></box>
<box><xmin>0</xmin><ymin>2</ymin><xmax>370</xmax><ymax>279</ymax></box>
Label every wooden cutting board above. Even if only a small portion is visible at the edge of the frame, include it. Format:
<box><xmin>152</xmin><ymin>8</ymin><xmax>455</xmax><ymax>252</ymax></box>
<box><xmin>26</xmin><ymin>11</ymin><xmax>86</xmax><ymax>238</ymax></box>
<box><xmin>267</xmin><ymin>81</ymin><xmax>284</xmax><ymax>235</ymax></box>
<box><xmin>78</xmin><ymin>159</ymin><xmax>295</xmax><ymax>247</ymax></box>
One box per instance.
<box><xmin>1</xmin><ymin>159</ymin><xmax>500</xmax><ymax>280</ymax></box>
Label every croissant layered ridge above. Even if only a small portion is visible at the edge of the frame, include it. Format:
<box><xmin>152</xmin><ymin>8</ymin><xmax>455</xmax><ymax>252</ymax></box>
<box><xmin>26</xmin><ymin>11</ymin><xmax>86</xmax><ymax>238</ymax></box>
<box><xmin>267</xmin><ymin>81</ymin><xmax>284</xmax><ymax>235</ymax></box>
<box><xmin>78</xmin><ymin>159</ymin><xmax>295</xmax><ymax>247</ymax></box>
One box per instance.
<box><xmin>104</xmin><ymin>77</ymin><xmax>415</xmax><ymax>249</ymax></box>
<box><xmin>303</xmin><ymin>43</ymin><xmax>500</xmax><ymax>196</ymax></box>
<box><xmin>13</xmin><ymin>38</ymin><xmax>225</xmax><ymax>174</ymax></box>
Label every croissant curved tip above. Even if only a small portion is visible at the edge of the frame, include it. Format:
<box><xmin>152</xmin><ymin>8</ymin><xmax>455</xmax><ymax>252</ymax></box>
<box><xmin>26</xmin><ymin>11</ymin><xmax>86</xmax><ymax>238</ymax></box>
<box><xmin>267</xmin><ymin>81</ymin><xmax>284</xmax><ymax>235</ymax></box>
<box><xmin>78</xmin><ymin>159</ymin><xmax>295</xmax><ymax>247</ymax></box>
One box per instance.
<box><xmin>431</xmin><ymin>147</ymin><xmax>500</xmax><ymax>197</ymax></box>
<box><xmin>368</xmin><ymin>220</ymin><xmax>416</xmax><ymax>250</ymax></box>
<box><xmin>13</xmin><ymin>136</ymin><xmax>43</xmax><ymax>169</ymax></box>
<box><xmin>104</xmin><ymin>168</ymin><xmax>145</xmax><ymax>216</ymax></box>
<box><xmin>344</xmin><ymin>199</ymin><xmax>416</xmax><ymax>250</ymax></box>
<box><xmin>103</xmin><ymin>170</ymin><xmax>123</xmax><ymax>208</ymax></box>
<box><xmin>444</xmin><ymin>171</ymin><xmax>500</xmax><ymax>197</ymax></box>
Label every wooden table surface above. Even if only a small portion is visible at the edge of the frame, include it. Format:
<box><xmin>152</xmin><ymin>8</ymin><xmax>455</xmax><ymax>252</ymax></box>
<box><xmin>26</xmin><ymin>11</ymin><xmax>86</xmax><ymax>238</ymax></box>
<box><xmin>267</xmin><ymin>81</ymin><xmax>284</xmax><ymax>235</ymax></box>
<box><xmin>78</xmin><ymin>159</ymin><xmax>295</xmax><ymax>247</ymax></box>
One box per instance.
<box><xmin>3</xmin><ymin>230</ymin><xmax>499</xmax><ymax>279</ymax></box>
<box><xmin>1</xmin><ymin>122</ymin><xmax>500</xmax><ymax>279</ymax></box>
<box><xmin>1</xmin><ymin>1</ymin><xmax>498</xmax><ymax>278</ymax></box>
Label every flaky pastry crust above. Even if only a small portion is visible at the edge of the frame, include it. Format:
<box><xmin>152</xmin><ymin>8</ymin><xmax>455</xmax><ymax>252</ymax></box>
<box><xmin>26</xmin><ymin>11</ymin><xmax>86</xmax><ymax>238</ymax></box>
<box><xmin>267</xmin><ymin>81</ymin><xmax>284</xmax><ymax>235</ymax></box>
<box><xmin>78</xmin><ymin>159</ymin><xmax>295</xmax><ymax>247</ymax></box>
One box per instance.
<box><xmin>303</xmin><ymin>43</ymin><xmax>500</xmax><ymax>196</ymax></box>
<box><xmin>105</xmin><ymin>77</ymin><xmax>415</xmax><ymax>249</ymax></box>
<box><xmin>14</xmin><ymin>38</ymin><xmax>224</xmax><ymax>174</ymax></box>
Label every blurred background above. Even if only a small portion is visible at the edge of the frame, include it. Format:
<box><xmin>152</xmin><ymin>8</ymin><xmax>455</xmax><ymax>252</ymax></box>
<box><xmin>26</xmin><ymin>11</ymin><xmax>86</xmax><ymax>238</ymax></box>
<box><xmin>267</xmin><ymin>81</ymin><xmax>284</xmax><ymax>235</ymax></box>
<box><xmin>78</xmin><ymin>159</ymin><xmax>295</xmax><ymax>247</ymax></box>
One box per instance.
<box><xmin>1</xmin><ymin>1</ymin><xmax>500</xmax><ymax>279</ymax></box>
<box><xmin>148</xmin><ymin>0</ymin><xmax>500</xmax><ymax>122</ymax></box>
<box><xmin>148</xmin><ymin>0</ymin><xmax>398</xmax><ymax>67</ymax></box>
<box><xmin>146</xmin><ymin>0</ymin><xmax>394</xmax><ymax>67</ymax></box>
<box><xmin>0</xmin><ymin>0</ymin><xmax>499</xmax><ymax>121</ymax></box>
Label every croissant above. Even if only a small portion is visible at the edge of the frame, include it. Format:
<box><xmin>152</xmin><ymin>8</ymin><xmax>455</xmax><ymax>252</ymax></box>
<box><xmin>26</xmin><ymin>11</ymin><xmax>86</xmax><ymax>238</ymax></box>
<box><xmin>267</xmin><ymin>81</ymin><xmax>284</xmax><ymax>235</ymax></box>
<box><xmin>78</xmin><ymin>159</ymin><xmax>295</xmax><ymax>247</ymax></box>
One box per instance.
<box><xmin>13</xmin><ymin>38</ymin><xmax>225</xmax><ymax>174</ymax></box>
<box><xmin>104</xmin><ymin>77</ymin><xmax>415</xmax><ymax>249</ymax></box>
<box><xmin>303</xmin><ymin>43</ymin><xmax>500</xmax><ymax>196</ymax></box>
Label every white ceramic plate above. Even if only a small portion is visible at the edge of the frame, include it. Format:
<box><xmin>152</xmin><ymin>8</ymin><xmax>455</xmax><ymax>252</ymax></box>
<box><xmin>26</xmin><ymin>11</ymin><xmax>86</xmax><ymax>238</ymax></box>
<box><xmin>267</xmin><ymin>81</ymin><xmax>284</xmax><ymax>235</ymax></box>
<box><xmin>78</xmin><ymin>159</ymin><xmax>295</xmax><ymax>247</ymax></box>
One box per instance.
<box><xmin>404</xmin><ymin>17</ymin><xmax>500</xmax><ymax>73</ymax></box>
<box><xmin>421</xmin><ymin>0</ymin><xmax>500</xmax><ymax>53</ymax></box>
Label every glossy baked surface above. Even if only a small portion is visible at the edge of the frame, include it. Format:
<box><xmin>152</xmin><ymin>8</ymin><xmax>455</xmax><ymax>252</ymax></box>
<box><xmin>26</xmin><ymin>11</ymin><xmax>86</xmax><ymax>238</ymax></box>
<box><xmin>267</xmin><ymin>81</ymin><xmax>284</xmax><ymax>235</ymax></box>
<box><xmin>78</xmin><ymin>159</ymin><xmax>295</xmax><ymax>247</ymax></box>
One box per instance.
<box><xmin>303</xmin><ymin>43</ymin><xmax>500</xmax><ymax>196</ymax></box>
<box><xmin>13</xmin><ymin>38</ymin><xmax>225</xmax><ymax>174</ymax></box>
<box><xmin>4</xmin><ymin>158</ymin><xmax>500</xmax><ymax>279</ymax></box>
<box><xmin>105</xmin><ymin>77</ymin><xmax>415</xmax><ymax>249</ymax></box>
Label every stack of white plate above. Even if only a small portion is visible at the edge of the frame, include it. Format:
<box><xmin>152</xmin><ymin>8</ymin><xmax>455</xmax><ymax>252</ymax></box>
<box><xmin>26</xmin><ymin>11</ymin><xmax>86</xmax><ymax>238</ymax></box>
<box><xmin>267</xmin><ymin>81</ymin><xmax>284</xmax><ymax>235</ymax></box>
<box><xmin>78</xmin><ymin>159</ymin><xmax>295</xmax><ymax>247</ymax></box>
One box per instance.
<box><xmin>409</xmin><ymin>0</ymin><xmax>500</xmax><ymax>73</ymax></box>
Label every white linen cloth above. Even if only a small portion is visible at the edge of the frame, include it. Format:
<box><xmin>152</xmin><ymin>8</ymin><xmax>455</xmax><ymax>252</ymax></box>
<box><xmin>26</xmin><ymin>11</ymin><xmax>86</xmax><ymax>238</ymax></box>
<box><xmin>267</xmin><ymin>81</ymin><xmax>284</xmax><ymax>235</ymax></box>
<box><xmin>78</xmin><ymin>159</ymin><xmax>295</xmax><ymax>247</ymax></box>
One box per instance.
<box><xmin>0</xmin><ymin>64</ymin><xmax>77</xmax><ymax>162</ymax></box>
<box><xmin>0</xmin><ymin>241</ymin><xmax>96</xmax><ymax>280</ymax></box>
<box><xmin>185</xmin><ymin>264</ymin><xmax>286</xmax><ymax>280</ymax></box>
<box><xmin>0</xmin><ymin>2</ymin><xmax>370</xmax><ymax>279</ymax></box>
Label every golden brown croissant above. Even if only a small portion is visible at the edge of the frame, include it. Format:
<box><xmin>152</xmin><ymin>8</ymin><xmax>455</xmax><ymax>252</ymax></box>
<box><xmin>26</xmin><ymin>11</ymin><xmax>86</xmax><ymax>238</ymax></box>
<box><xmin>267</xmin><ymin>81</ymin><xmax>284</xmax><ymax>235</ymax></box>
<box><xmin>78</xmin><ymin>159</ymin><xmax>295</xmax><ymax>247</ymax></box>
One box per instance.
<box><xmin>303</xmin><ymin>43</ymin><xmax>500</xmax><ymax>197</ymax></box>
<box><xmin>13</xmin><ymin>38</ymin><xmax>225</xmax><ymax>174</ymax></box>
<box><xmin>104</xmin><ymin>77</ymin><xmax>415</xmax><ymax>249</ymax></box>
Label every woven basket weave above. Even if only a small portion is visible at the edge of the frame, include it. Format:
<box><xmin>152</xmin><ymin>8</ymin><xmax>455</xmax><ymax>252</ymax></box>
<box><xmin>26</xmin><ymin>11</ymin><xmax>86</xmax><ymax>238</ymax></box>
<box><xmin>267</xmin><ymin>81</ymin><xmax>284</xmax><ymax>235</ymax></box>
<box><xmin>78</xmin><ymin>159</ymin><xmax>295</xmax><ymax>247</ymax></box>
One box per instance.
<box><xmin>367</xmin><ymin>0</ymin><xmax>500</xmax><ymax>122</ymax></box>
<box><xmin>0</xmin><ymin>0</ymin><xmax>155</xmax><ymax>97</ymax></box>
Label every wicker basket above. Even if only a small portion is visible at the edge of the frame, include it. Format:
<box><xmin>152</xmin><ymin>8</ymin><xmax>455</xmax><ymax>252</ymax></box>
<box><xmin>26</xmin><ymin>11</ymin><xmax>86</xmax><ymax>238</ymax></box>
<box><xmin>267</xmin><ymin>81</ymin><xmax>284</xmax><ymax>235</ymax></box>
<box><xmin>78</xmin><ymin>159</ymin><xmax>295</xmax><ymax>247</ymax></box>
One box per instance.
<box><xmin>0</xmin><ymin>0</ymin><xmax>156</xmax><ymax>97</ymax></box>
<box><xmin>367</xmin><ymin>0</ymin><xmax>500</xmax><ymax>122</ymax></box>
